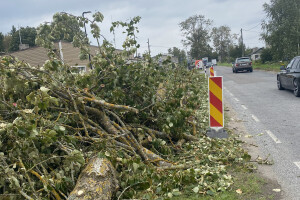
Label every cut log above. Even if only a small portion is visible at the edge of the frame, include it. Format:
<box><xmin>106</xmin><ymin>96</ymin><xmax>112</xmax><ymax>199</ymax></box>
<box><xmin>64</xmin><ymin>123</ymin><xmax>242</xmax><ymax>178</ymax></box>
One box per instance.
<box><xmin>68</xmin><ymin>158</ymin><xmax>118</xmax><ymax>200</ymax></box>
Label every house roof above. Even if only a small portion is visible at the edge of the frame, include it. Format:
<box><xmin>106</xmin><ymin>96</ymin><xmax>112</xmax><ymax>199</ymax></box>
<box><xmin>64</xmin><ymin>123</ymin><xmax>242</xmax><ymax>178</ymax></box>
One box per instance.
<box><xmin>251</xmin><ymin>47</ymin><xmax>264</xmax><ymax>55</ymax></box>
<box><xmin>6</xmin><ymin>41</ymin><xmax>122</xmax><ymax>68</ymax></box>
<box><xmin>8</xmin><ymin>46</ymin><xmax>49</xmax><ymax>67</ymax></box>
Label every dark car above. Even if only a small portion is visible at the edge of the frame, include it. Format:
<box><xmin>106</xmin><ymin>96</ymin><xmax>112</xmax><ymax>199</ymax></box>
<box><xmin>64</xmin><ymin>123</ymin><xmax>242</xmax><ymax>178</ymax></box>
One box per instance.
<box><xmin>232</xmin><ymin>57</ymin><xmax>253</xmax><ymax>73</ymax></box>
<box><xmin>206</xmin><ymin>62</ymin><xmax>212</xmax><ymax>68</ymax></box>
<box><xmin>277</xmin><ymin>56</ymin><xmax>300</xmax><ymax>97</ymax></box>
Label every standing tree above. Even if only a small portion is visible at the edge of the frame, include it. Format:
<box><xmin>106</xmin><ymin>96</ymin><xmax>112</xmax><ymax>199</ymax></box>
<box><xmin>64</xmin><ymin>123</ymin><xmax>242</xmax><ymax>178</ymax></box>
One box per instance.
<box><xmin>168</xmin><ymin>47</ymin><xmax>187</xmax><ymax>65</ymax></box>
<box><xmin>3</xmin><ymin>34</ymin><xmax>12</xmax><ymax>53</ymax></box>
<box><xmin>211</xmin><ymin>26</ymin><xmax>235</xmax><ymax>62</ymax></box>
<box><xmin>262</xmin><ymin>0</ymin><xmax>300</xmax><ymax>60</ymax></box>
<box><xmin>179</xmin><ymin>15</ymin><xmax>212</xmax><ymax>59</ymax></box>
<box><xmin>0</xmin><ymin>32</ymin><xmax>4</xmax><ymax>52</ymax></box>
<box><xmin>9</xmin><ymin>26</ymin><xmax>37</xmax><ymax>52</ymax></box>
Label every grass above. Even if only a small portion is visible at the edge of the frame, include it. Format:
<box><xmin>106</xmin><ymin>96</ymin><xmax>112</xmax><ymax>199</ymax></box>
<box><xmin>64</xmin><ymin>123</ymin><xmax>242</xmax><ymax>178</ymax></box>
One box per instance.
<box><xmin>218</xmin><ymin>62</ymin><xmax>232</xmax><ymax>67</ymax></box>
<box><xmin>173</xmin><ymin>172</ymin><xmax>274</xmax><ymax>200</ymax></box>
<box><xmin>252</xmin><ymin>63</ymin><xmax>281</xmax><ymax>72</ymax></box>
<box><xmin>172</xmin><ymin>106</ymin><xmax>277</xmax><ymax>200</ymax></box>
<box><xmin>218</xmin><ymin>62</ymin><xmax>283</xmax><ymax>72</ymax></box>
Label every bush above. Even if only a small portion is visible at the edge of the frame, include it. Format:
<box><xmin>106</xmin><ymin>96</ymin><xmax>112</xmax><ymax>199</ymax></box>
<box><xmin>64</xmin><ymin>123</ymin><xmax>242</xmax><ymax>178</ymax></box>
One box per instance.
<box><xmin>260</xmin><ymin>48</ymin><xmax>273</xmax><ymax>63</ymax></box>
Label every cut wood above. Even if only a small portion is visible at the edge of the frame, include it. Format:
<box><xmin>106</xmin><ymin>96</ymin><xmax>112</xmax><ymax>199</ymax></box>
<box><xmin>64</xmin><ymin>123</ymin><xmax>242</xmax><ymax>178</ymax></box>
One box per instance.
<box><xmin>68</xmin><ymin>158</ymin><xmax>118</xmax><ymax>200</ymax></box>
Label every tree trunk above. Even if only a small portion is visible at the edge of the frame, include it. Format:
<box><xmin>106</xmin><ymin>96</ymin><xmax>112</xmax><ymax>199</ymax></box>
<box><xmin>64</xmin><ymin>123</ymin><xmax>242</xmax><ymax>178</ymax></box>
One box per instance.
<box><xmin>68</xmin><ymin>158</ymin><xmax>118</xmax><ymax>200</ymax></box>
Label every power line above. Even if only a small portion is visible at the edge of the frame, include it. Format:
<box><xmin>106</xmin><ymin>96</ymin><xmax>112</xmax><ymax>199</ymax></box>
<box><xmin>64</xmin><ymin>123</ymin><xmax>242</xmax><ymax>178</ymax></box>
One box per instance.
<box><xmin>243</xmin><ymin>16</ymin><xmax>268</xmax><ymax>31</ymax></box>
<box><xmin>244</xmin><ymin>23</ymin><xmax>261</xmax><ymax>31</ymax></box>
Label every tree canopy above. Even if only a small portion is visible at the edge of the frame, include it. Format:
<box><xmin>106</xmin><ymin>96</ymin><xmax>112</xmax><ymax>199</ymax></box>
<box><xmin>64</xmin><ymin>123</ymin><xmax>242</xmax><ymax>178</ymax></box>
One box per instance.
<box><xmin>9</xmin><ymin>26</ymin><xmax>37</xmax><ymax>52</ymax></box>
<box><xmin>211</xmin><ymin>26</ymin><xmax>235</xmax><ymax>62</ymax></box>
<box><xmin>179</xmin><ymin>15</ymin><xmax>212</xmax><ymax>59</ymax></box>
<box><xmin>262</xmin><ymin>0</ymin><xmax>300</xmax><ymax>60</ymax></box>
<box><xmin>0</xmin><ymin>32</ymin><xmax>4</xmax><ymax>52</ymax></box>
<box><xmin>168</xmin><ymin>47</ymin><xmax>187</xmax><ymax>65</ymax></box>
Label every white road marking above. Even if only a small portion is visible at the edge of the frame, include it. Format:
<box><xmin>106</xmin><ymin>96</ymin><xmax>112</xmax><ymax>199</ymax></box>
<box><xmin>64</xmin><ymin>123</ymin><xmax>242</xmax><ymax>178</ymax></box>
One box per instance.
<box><xmin>229</xmin><ymin>92</ymin><xmax>234</xmax><ymax>96</ymax></box>
<box><xmin>251</xmin><ymin>115</ymin><xmax>260</xmax><ymax>122</ymax></box>
<box><xmin>294</xmin><ymin>162</ymin><xmax>300</xmax><ymax>169</ymax></box>
<box><xmin>233</xmin><ymin>98</ymin><xmax>239</xmax><ymax>102</ymax></box>
<box><xmin>241</xmin><ymin>105</ymin><xmax>248</xmax><ymax>110</ymax></box>
<box><xmin>266</xmin><ymin>130</ymin><xmax>282</xmax><ymax>144</ymax></box>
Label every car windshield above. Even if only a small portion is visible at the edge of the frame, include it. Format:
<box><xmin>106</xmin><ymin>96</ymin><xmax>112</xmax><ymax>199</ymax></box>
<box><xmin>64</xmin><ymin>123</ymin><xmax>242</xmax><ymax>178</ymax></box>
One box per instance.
<box><xmin>237</xmin><ymin>58</ymin><xmax>251</xmax><ymax>63</ymax></box>
<box><xmin>286</xmin><ymin>59</ymin><xmax>295</xmax><ymax>69</ymax></box>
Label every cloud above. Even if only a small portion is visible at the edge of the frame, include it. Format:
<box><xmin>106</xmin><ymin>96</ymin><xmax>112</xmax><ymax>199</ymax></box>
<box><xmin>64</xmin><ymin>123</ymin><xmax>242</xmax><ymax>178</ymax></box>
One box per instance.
<box><xmin>0</xmin><ymin>0</ymin><xmax>270</xmax><ymax>55</ymax></box>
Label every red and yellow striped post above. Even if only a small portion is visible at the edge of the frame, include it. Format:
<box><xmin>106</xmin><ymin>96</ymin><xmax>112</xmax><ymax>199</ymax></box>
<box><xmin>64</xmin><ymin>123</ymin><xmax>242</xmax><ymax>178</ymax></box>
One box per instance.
<box><xmin>209</xmin><ymin>76</ymin><xmax>223</xmax><ymax>128</ymax></box>
<box><xmin>210</xmin><ymin>66</ymin><xmax>214</xmax><ymax>77</ymax></box>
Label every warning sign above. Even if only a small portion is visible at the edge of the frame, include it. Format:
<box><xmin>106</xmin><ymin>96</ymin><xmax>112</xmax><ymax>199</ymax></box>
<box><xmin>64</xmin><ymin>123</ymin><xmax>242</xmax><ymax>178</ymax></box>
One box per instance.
<box><xmin>208</xmin><ymin>76</ymin><xmax>223</xmax><ymax>128</ymax></box>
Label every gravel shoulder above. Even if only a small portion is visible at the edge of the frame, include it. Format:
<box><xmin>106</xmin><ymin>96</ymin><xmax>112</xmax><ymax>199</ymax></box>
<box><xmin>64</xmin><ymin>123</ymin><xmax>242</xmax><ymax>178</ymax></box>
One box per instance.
<box><xmin>225</xmin><ymin>103</ymin><xmax>284</xmax><ymax>199</ymax></box>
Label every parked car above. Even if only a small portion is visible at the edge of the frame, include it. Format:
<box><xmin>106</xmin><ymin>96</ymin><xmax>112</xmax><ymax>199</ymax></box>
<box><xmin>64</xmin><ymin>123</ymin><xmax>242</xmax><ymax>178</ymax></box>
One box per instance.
<box><xmin>277</xmin><ymin>56</ymin><xmax>300</xmax><ymax>97</ymax></box>
<box><xmin>206</xmin><ymin>62</ymin><xmax>212</xmax><ymax>68</ymax></box>
<box><xmin>232</xmin><ymin>57</ymin><xmax>253</xmax><ymax>73</ymax></box>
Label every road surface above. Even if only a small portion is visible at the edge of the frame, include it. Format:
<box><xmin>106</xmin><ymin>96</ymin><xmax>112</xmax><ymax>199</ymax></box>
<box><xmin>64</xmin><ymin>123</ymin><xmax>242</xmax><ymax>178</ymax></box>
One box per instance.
<box><xmin>213</xmin><ymin>65</ymin><xmax>300</xmax><ymax>200</ymax></box>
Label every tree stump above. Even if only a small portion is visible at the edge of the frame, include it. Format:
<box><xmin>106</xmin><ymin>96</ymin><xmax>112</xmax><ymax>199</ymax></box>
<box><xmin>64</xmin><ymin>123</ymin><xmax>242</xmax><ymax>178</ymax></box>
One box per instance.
<box><xmin>68</xmin><ymin>158</ymin><xmax>118</xmax><ymax>200</ymax></box>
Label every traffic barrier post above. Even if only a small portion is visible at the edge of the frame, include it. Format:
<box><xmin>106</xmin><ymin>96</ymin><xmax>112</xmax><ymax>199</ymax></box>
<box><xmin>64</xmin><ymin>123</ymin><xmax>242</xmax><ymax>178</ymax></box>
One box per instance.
<box><xmin>206</xmin><ymin>76</ymin><xmax>228</xmax><ymax>138</ymax></box>
<box><xmin>210</xmin><ymin>66</ymin><xmax>214</xmax><ymax>77</ymax></box>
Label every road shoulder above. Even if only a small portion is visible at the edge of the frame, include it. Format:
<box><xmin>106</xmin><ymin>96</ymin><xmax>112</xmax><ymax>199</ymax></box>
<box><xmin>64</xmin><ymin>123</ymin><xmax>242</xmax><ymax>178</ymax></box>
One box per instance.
<box><xmin>225</xmin><ymin>103</ymin><xmax>284</xmax><ymax>199</ymax></box>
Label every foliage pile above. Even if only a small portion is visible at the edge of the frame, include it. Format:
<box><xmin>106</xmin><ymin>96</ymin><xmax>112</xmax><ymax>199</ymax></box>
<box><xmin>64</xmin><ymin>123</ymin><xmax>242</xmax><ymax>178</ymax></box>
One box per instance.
<box><xmin>0</xmin><ymin>12</ymin><xmax>251</xmax><ymax>199</ymax></box>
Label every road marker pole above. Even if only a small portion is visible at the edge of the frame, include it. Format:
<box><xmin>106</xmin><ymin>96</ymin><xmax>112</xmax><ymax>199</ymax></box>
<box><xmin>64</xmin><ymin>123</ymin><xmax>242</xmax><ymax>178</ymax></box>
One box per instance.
<box><xmin>210</xmin><ymin>66</ymin><xmax>214</xmax><ymax>77</ymax></box>
<box><xmin>206</xmin><ymin>76</ymin><xmax>228</xmax><ymax>138</ymax></box>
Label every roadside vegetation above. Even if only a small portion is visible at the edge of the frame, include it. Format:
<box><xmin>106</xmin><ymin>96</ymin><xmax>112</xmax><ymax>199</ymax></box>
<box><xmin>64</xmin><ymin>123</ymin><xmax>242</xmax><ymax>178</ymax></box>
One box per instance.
<box><xmin>218</xmin><ymin>62</ymin><xmax>283</xmax><ymax>72</ymax></box>
<box><xmin>1</xmin><ymin>0</ymin><xmax>296</xmax><ymax>197</ymax></box>
<box><xmin>0</xmin><ymin>12</ymin><xmax>267</xmax><ymax>200</ymax></box>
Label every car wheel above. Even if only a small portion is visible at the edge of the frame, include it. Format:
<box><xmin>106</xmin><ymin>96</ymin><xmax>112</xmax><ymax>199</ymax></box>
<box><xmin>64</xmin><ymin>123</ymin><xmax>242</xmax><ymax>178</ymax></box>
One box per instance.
<box><xmin>293</xmin><ymin>79</ymin><xmax>300</xmax><ymax>97</ymax></box>
<box><xmin>250</xmin><ymin>68</ymin><xmax>253</xmax><ymax>72</ymax></box>
<box><xmin>232</xmin><ymin>68</ymin><xmax>235</xmax><ymax>73</ymax></box>
<box><xmin>277</xmin><ymin>76</ymin><xmax>284</xmax><ymax>90</ymax></box>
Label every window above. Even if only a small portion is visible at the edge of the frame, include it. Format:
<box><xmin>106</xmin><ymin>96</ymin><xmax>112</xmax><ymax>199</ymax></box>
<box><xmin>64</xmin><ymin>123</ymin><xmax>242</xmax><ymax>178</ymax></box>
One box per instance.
<box><xmin>71</xmin><ymin>66</ymin><xmax>86</xmax><ymax>74</ymax></box>
<box><xmin>291</xmin><ymin>59</ymin><xmax>300</xmax><ymax>69</ymax></box>
<box><xmin>286</xmin><ymin>59</ymin><xmax>295</xmax><ymax>69</ymax></box>
<box><xmin>297</xmin><ymin>59</ymin><xmax>300</xmax><ymax>69</ymax></box>
<box><xmin>237</xmin><ymin>58</ymin><xmax>251</xmax><ymax>63</ymax></box>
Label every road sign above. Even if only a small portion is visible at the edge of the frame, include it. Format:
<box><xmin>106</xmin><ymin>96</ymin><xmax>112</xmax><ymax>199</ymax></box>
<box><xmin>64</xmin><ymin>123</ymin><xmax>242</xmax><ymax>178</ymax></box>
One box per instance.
<box><xmin>210</xmin><ymin>66</ymin><xmax>214</xmax><ymax>77</ymax></box>
<box><xmin>208</xmin><ymin>76</ymin><xmax>223</xmax><ymax>128</ymax></box>
<box><xmin>195</xmin><ymin>60</ymin><xmax>203</xmax><ymax>69</ymax></box>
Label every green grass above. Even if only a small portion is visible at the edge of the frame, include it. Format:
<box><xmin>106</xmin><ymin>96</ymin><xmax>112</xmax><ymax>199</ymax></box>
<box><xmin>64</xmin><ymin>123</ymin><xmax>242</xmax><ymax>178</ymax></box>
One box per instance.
<box><xmin>173</xmin><ymin>172</ymin><xmax>273</xmax><ymax>200</ymax></box>
<box><xmin>252</xmin><ymin>63</ymin><xmax>281</xmax><ymax>72</ymax></box>
<box><xmin>218</xmin><ymin>62</ymin><xmax>282</xmax><ymax>72</ymax></box>
<box><xmin>172</xmin><ymin>107</ymin><xmax>276</xmax><ymax>200</ymax></box>
<box><xmin>218</xmin><ymin>62</ymin><xmax>232</xmax><ymax>67</ymax></box>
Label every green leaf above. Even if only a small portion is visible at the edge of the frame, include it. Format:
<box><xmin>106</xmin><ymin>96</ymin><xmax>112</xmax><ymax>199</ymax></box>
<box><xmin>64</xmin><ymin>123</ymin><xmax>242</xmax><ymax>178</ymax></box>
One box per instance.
<box><xmin>192</xmin><ymin>186</ymin><xmax>199</xmax><ymax>193</ymax></box>
<box><xmin>133</xmin><ymin>163</ymin><xmax>139</xmax><ymax>172</ymax></box>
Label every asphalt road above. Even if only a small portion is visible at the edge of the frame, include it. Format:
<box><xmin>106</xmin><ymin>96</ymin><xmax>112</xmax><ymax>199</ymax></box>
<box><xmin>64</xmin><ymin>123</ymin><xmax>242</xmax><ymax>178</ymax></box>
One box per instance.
<box><xmin>212</xmin><ymin>66</ymin><xmax>300</xmax><ymax>200</ymax></box>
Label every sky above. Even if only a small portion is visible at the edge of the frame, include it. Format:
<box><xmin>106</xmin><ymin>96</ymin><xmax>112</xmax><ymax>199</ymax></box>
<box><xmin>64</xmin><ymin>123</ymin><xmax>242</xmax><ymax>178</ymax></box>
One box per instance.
<box><xmin>0</xmin><ymin>0</ymin><xmax>269</xmax><ymax>56</ymax></box>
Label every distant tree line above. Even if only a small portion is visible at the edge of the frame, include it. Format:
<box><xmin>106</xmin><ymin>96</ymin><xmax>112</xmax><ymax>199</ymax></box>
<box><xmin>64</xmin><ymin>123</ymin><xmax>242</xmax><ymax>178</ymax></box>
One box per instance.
<box><xmin>0</xmin><ymin>26</ymin><xmax>37</xmax><ymax>53</ymax></box>
<box><xmin>261</xmin><ymin>0</ymin><xmax>300</xmax><ymax>62</ymax></box>
<box><xmin>176</xmin><ymin>0</ymin><xmax>299</xmax><ymax>64</ymax></box>
<box><xmin>178</xmin><ymin>14</ymin><xmax>253</xmax><ymax>63</ymax></box>
<box><xmin>0</xmin><ymin>14</ymin><xmax>83</xmax><ymax>54</ymax></box>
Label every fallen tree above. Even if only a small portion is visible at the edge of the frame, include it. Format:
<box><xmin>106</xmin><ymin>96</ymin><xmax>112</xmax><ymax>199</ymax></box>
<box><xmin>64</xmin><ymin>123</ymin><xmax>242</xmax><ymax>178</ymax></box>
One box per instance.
<box><xmin>0</xmin><ymin>12</ymin><xmax>252</xmax><ymax>199</ymax></box>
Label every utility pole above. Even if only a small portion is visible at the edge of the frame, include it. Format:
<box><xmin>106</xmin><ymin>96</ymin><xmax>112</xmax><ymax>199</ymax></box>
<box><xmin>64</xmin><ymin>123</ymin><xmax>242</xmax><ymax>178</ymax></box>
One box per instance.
<box><xmin>18</xmin><ymin>26</ymin><xmax>22</xmax><ymax>45</ymax></box>
<box><xmin>111</xmin><ymin>16</ymin><xmax>116</xmax><ymax>48</ymax></box>
<box><xmin>147</xmin><ymin>38</ymin><xmax>151</xmax><ymax>56</ymax></box>
<box><xmin>240</xmin><ymin>28</ymin><xmax>244</xmax><ymax>57</ymax></box>
<box><xmin>82</xmin><ymin>11</ymin><xmax>92</xmax><ymax>68</ymax></box>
